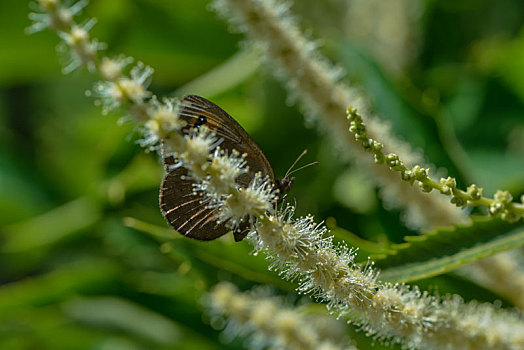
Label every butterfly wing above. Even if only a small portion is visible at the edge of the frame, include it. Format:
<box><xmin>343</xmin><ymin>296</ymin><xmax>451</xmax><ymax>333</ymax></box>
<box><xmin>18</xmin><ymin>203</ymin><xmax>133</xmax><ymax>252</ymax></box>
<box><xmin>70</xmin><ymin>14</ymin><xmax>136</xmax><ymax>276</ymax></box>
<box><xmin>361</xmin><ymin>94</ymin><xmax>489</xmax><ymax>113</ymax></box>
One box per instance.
<box><xmin>159</xmin><ymin>95</ymin><xmax>275</xmax><ymax>241</ymax></box>
<box><xmin>160</xmin><ymin>155</ymin><xmax>229</xmax><ymax>241</ymax></box>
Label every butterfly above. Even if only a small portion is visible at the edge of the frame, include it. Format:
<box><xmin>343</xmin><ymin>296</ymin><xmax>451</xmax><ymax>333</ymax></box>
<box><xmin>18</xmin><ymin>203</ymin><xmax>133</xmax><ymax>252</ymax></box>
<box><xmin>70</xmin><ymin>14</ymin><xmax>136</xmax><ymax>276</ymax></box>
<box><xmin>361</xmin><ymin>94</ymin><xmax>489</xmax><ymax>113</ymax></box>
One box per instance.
<box><xmin>159</xmin><ymin>95</ymin><xmax>295</xmax><ymax>242</ymax></box>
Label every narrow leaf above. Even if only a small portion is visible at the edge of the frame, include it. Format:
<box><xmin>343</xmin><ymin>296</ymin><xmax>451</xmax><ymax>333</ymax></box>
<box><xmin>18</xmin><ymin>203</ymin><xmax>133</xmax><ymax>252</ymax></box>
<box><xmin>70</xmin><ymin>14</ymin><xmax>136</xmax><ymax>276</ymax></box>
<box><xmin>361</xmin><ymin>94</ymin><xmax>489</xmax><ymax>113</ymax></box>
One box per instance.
<box><xmin>375</xmin><ymin>217</ymin><xmax>524</xmax><ymax>282</ymax></box>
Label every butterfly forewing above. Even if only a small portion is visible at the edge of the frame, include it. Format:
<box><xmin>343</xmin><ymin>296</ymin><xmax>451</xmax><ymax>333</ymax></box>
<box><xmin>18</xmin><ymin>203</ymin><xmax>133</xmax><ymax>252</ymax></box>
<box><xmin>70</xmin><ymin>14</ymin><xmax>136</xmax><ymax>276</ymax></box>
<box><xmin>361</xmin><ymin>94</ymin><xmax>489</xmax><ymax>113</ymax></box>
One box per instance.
<box><xmin>159</xmin><ymin>95</ymin><xmax>276</xmax><ymax>241</ymax></box>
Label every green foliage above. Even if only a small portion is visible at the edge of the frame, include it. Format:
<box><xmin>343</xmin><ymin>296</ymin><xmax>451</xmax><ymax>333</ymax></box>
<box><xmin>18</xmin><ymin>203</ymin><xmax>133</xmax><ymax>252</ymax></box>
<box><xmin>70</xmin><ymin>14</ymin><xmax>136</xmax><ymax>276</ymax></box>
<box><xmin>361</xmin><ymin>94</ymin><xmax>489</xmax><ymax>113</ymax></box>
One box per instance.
<box><xmin>374</xmin><ymin>218</ymin><xmax>524</xmax><ymax>282</ymax></box>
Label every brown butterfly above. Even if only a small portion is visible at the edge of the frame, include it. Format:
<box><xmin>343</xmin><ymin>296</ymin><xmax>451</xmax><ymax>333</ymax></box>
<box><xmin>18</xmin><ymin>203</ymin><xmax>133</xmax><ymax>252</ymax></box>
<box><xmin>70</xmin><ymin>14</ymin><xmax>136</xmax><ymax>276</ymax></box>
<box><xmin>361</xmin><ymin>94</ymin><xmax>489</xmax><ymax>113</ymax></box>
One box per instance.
<box><xmin>159</xmin><ymin>95</ymin><xmax>295</xmax><ymax>242</ymax></box>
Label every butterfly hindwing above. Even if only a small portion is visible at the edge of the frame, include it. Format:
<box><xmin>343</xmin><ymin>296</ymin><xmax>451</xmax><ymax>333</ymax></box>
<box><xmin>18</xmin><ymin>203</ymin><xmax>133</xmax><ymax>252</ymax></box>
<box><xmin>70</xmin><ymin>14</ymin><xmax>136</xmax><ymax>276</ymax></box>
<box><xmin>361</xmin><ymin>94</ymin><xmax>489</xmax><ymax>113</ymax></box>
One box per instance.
<box><xmin>160</xmin><ymin>156</ymin><xmax>230</xmax><ymax>241</ymax></box>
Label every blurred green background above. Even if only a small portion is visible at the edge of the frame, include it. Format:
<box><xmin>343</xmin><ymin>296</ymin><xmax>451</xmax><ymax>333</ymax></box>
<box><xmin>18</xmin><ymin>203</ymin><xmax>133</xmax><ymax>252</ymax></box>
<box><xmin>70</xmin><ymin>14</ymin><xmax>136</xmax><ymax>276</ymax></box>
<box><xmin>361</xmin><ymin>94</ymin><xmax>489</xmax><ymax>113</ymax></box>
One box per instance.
<box><xmin>1</xmin><ymin>0</ymin><xmax>524</xmax><ymax>349</ymax></box>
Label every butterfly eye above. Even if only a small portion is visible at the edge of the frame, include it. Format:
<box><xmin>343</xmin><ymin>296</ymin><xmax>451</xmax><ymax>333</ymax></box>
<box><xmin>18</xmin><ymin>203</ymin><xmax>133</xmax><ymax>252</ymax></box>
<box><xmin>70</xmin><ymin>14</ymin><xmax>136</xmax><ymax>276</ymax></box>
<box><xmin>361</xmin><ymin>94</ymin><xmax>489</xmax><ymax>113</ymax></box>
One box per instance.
<box><xmin>194</xmin><ymin>115</ymin><xmax>207</xmax><ymax>127</ymax></box>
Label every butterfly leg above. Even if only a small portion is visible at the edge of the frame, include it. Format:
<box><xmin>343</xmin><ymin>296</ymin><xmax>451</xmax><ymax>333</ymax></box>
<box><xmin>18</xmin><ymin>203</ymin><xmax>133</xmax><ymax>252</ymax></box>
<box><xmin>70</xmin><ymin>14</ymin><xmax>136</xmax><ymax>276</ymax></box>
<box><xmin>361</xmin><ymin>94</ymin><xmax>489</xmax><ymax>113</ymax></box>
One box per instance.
<box><xmin>233</xmin><ymin>215</ymin><xmax>252</xmax><ymax>242</ymax></box>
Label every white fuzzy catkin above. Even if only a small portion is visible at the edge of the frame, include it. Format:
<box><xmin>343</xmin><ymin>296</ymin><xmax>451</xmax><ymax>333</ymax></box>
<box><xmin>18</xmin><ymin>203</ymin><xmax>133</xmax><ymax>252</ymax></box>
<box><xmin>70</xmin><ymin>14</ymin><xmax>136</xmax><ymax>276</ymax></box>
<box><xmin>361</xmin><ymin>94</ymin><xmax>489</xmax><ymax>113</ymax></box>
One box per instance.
<box><xmin>207</xmin><ymin>282</ymin><xmax>357</xmax><ymax>350</ymax></box>
<box><xmin>249</xmin><ymin>206</ymin><xmax>524</xmax><ymax>350</ymax></box>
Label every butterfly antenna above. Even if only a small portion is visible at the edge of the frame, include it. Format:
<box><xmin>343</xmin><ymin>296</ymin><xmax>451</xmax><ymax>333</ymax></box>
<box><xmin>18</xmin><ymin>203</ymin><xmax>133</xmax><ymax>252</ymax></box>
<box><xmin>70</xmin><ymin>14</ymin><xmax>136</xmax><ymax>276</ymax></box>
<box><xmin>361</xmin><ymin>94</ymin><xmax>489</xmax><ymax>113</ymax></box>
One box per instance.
<box><xmin>286</xmin><ymin>161</ymin><xmax>319</xmax><ymax>177</ymax></box>
<box><xmin>285</xmin><ymin>149</ymin><xmax>309</xmax><ymax>179</ymax></box>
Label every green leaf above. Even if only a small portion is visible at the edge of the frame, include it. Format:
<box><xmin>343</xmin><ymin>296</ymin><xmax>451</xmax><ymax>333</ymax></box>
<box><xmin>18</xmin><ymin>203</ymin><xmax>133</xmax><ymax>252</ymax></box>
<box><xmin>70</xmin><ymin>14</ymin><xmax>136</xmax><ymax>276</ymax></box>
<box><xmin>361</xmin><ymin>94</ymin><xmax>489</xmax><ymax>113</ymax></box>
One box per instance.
<box><xmin>63</xmin><ymin>296</ymin><xmax>182</xmax><ymax>345</ymax></box>
<box><xmin>124</xmin><ymin>218</ymin><xmax>296</xmax><ymax>291</ymax></box>
<box><xmin>326</xmin><ymin>218</ymin><xmax>395</xmax><ymax>262</ymax></box>
<box><xmin>2</xmin><ymin>198</ymin><xmax>101</xmax><ymax>253</ymax></box>
<box><xmin>0</xmin><ymin>260</ymin><xmax>120</xmax><ymax>313</ymax></box>
<box><xmin>374</xmin><ymin>217</ymin><xmax>524</xmax><ymax>282</ymax></box>
<box><xmin>175</xmin><ymin>49</ymin><xmax>261</xmax><ymax>98</ymax></box>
